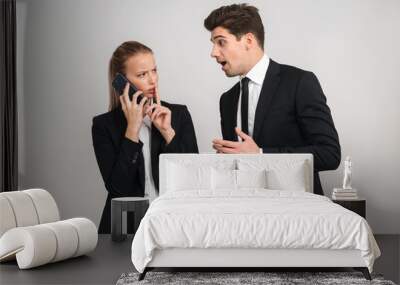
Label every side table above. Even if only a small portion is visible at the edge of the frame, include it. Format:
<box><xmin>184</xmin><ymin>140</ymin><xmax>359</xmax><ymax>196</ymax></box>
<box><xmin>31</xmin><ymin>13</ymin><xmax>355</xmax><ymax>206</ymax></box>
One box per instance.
<box><xmin>332</xmin><ymin>198</ymin><xmax>366</xmax><ymax>218</ymax></box>
<box><xmin>111</xmin><ymin>197</ymin><xmax>149</xmax><ymax>242</ymax></box>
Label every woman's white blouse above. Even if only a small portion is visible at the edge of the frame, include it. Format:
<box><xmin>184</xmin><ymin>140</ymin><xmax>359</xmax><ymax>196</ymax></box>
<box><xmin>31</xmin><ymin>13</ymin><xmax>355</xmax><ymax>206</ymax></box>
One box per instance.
<box><xmin>138</xmin><ymin>116</ymin><xmax>158</xmax><ymax>203</ymax></box>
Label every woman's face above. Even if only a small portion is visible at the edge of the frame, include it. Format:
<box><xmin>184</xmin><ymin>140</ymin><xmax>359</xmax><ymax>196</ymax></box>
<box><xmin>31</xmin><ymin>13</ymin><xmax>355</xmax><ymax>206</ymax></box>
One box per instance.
<box><xmin>124</xmin><ymin>52</ymin><xmax>158</xmax><ymax>98</ymax></box>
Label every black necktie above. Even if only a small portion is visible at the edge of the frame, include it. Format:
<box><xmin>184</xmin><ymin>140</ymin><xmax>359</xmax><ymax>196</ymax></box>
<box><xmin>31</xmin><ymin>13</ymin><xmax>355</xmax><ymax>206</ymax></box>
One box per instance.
<box><xmin>241</xmin><ymin>77</ymin><xmax>250</xmax><ymax>135</ymax></box>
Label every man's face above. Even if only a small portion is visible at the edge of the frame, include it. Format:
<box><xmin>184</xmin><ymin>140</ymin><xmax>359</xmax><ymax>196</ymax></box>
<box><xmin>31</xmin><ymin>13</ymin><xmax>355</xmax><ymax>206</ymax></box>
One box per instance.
<box><xmin>210</xmin><ymin>27</ymin><xmax>248</xmax><ymax>77</ymax></box>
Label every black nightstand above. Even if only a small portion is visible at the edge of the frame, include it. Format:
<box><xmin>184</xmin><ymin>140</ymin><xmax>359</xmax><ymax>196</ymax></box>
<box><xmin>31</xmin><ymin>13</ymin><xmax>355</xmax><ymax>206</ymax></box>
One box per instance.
<box><xmin>332</xmin><ymin>198</ymin><xmax>366</xmax><ymax>218</ymax></box>
<box><xmin>111</xmin><ymin>197</ymin><xmax>149</xmax><ymax>242</ymax></box>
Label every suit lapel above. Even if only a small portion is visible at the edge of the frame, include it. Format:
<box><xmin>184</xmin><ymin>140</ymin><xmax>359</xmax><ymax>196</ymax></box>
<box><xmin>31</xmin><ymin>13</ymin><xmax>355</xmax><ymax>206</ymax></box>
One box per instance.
<box><xmin>150</xmin><ymin>101</ymin><xmax>169</xmax><ymax>191</ymax></box>
<box><xmin>150</xmin><ymin>125</ymin><xmax>160</xmax><ymax>189</ymax></box>
<box><xmin>150</xmin><ymin>101</ymin><xmax>169</xmax><ymax>168</ymax></box>
<box><xmin>226</xmin><ymin>84</ymin><xmax>240</xmax><ymax>141</ymax></box>
<box><xmin>252</xmin><ymin>59</ymin><xmax>281</xmax><ymax>142</ymax></box>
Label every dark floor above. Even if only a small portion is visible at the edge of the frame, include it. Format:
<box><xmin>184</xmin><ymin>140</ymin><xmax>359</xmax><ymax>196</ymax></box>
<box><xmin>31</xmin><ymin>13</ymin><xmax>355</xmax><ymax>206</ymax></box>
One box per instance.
<box><xmin>0</xmin><ymin>235</ymin><xmax>399</xmax><ymax>285</ymax></box>
<box><xmin>0</xmin><ymin>235</ymin><xmax>134</xmax><ymax>285</ymax></box>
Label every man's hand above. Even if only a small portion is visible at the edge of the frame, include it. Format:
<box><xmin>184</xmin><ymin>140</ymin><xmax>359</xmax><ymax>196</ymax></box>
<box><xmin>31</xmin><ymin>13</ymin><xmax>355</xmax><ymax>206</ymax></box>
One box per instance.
<box><xmin>212</xmin><ymin>127</ymin><xmax>261</xmax><ymax>154</ymax></box>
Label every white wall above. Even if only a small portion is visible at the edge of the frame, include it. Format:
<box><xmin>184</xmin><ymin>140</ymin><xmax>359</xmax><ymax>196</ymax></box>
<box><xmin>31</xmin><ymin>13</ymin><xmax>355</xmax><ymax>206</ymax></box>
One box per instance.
<box><xmin>16</xmin><ymin>0</ymin><xmax>400</xmax><ymax>233</ymax></box>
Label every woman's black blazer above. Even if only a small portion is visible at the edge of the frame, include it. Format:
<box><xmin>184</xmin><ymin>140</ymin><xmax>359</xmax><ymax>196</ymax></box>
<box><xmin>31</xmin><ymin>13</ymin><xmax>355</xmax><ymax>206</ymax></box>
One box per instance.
<box><xmin>92</xmin><ymin>101</ymin><xmax>199</xmax><ymax>233</ymax></box>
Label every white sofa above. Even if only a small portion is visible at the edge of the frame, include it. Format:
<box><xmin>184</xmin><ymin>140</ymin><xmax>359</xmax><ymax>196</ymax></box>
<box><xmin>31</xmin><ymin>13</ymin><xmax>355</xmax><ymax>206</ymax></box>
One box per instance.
<box><xmin>0</xmin><ymin>188</ymin><xmax>97</xmax><ymax>269</ymax></box>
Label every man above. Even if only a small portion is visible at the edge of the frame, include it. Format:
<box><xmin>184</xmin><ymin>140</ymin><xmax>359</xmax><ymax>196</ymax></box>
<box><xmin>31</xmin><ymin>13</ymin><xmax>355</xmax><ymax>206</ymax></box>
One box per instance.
<box><xmin>204</xmin><ymin>4</ymin><xmax>341</xmax><ymax>195</ymax></box>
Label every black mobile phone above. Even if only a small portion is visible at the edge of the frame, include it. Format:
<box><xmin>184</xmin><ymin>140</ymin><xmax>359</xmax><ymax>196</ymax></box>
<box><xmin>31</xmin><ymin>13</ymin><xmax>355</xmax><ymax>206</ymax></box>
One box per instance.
<box><xmin>112</xmin><ymin>73</ymin><xmax>143</xmax><ymax>104</ymax></box>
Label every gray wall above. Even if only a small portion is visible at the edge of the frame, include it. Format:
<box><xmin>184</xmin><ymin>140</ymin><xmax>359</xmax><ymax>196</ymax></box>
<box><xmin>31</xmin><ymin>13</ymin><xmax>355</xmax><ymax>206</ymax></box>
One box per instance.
<box><xmin>16</xmin><ymin>0</ymin><xmax>400</xmax><ymax>234</ymax></box>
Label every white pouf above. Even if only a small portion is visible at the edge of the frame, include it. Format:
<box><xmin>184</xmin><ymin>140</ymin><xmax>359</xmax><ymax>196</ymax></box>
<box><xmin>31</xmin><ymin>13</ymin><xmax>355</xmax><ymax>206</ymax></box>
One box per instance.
<box><xmin>0</xmin><ymin>218</ymin><xmax>98</xmax><ymax>269</ymax></box>
<box><xmin>0</xmin><ymin>189</ymin><xmax>98</xmax><ymax>269</ymax></box>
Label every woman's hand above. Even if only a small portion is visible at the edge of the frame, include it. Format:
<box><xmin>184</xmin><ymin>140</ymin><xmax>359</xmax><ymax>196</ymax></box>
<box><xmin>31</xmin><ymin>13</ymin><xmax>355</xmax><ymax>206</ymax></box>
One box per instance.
<box><xmin>120</xmin><ymin>83</ymin><xmax>147</xmax><ymax>143</ymax></box>
<box><xmin>146</xmin><ymin>86</ymin><xmax>175</xmax><ymax>144</ymax></box>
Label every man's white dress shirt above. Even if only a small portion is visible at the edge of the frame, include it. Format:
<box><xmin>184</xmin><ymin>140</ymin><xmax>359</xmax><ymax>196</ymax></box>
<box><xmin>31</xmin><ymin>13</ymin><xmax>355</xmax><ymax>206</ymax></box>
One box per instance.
<box><xmin>237</xmin><ymin>54</ymin><xmax>270</xmax><ymax>138</ymax></box>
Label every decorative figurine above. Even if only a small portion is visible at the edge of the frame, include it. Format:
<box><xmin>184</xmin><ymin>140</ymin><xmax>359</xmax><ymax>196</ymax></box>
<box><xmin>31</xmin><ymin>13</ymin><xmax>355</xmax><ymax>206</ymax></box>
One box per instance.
<box><xmin>342</xmin><ymin>156</ymin><xmax>352</xmax><ymax>190</ymax></box>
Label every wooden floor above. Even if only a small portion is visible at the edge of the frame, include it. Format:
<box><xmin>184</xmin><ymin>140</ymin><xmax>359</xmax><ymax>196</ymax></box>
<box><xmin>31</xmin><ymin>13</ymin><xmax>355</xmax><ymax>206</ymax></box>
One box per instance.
<box><xmin>0</xmin><ymin>234</ymin><xmax>398</xmax><ymax>284</ymax></box>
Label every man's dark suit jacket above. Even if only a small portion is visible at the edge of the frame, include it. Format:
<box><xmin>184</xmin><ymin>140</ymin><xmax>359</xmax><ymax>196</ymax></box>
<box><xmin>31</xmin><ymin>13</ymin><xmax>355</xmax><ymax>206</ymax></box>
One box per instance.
<box><xmin>220</xmin><ymin>59</ymin><xmax>341</xmax><ymax>195</ymax></box>
<box><xmin>92</xmin><ymin>101</ymin><xmax>198</xmax><ymax>233</ymax></box>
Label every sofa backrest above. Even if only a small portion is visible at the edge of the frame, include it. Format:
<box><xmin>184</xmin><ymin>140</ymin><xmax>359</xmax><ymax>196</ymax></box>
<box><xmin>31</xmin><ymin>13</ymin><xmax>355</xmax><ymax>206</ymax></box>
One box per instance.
<box><xmin>0</xmin><ymin>189</ymin><xmax>60</xmax><ymax>237</ymax></box>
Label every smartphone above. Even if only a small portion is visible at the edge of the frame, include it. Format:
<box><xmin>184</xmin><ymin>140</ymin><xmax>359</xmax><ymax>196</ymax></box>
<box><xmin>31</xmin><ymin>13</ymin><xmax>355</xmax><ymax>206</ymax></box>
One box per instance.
<box><xmin>112</xmin><ymin>73</ymin><xmax>144</xmax><ymax>104</ymax></box>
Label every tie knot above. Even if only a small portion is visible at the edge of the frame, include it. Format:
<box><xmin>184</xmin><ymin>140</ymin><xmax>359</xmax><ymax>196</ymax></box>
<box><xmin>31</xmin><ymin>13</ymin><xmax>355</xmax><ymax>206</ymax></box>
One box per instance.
<box><xmin>241</xmin><ymin>77</ymin><xmax>250</xmax><ymax>86</ymax></box>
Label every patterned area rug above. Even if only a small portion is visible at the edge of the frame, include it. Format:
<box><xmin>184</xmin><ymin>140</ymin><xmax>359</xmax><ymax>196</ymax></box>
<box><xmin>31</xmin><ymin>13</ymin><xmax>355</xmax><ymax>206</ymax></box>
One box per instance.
<box><xmin>116</xmin><ymin>271</ymin><xmax>396</xmax><ymax>285</ymax></box>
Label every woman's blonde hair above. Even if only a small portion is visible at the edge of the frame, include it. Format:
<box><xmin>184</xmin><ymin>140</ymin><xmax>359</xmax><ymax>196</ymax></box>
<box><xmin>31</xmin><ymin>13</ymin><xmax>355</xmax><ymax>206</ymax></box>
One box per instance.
<box><xmin>108</xmin><ymin>41</ymin><xmax>153</xmax><ymax>111</ymax></box>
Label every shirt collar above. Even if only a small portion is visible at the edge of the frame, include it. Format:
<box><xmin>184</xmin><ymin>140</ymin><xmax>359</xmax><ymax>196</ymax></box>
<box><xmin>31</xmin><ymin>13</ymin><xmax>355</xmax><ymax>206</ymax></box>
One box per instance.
<box><xmin>142</xmin><ymin>115</ymin><xmax>152</xmax><ymax>128</ymax></box>
<box><xmin>241</xmin><ymin>53</ymin><xmax>270</xmax><ymax>86</ymax></box>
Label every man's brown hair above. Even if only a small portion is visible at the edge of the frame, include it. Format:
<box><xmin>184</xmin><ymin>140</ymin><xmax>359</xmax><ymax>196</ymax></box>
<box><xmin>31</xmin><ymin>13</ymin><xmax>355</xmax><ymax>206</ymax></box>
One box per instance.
<box><xmin>204</xmin><ymin>3</ymin><xmax>264</xmax><ymax>49</ymax></box>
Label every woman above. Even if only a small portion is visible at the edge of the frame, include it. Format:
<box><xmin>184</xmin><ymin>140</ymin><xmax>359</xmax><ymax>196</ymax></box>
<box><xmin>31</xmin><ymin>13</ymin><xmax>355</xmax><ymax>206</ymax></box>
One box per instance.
<box><xmin>92</xmin><ymin>41</ymin><xmax>199</xmax><ymax>233</ymax></box>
